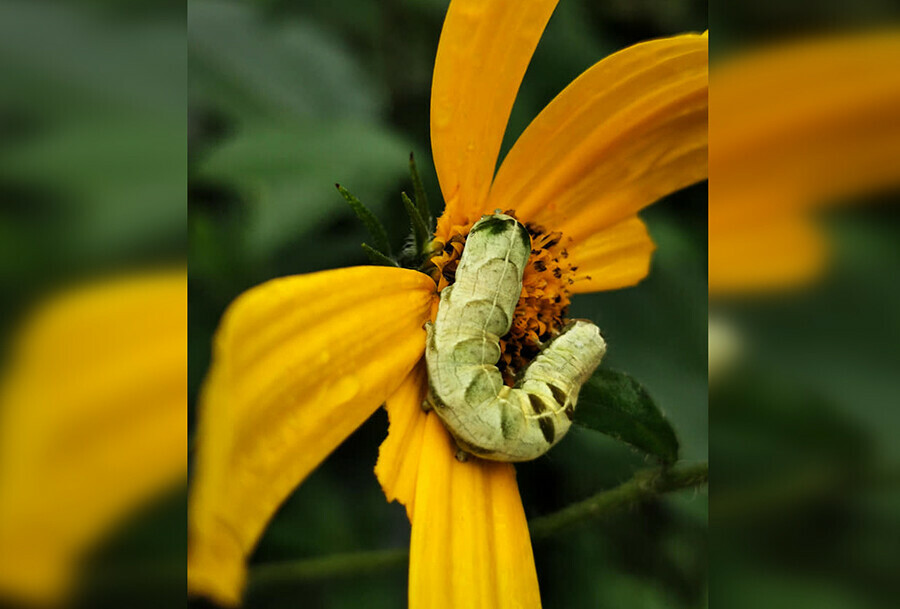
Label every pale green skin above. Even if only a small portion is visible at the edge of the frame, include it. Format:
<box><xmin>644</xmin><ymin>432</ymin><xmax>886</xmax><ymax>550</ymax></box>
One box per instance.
<box><xmin>425</xmin><ymin>213</ymin><xmax>607</xmax><ymax>462</ymax></box>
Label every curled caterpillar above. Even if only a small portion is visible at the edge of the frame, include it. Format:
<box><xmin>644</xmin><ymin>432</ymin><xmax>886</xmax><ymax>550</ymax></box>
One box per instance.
<box><xmin>425</xmin><ymin>213</ymin><xmax>607</xmax><ymax>462</ymax></box>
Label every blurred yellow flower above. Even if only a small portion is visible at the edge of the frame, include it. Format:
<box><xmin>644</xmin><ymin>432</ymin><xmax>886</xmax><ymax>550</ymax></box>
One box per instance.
<box><xmin>710</xmin><ymin>31</ymin><xmax>900</xmax><ymax>294</ymax></box>
<box><xmin>0</xmin><ymin>270</ymin><xmax>186</xmax><ymax>606</ymax></box>
<box><xmin>188</xmin><ymin>1</ymin><xmax>708</xmax><ymax>607</ymax></box>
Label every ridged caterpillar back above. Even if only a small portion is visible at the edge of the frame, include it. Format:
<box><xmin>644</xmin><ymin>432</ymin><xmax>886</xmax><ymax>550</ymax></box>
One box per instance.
<box><xmin>425</xmin><ymin>213</ymin><xmax>607</xmax><ymax>461</ymax></box>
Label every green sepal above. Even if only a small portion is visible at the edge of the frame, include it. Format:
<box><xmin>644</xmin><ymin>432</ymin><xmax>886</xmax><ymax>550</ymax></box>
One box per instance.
<box><xmin>408</xmin><ymin>153</ymin><xmax>432</xmax><ymax>232</ymax></box>
<box><xmin>360</xmin><ymin>243</ymin><xmax>398</xmax><ymax>267</ymax></box>
<box><xmin>401</xmin><ymin>191</ymin><xmax>429</xmax><ymax>256</ymax></box>
<box><xmin>336</xmin><ymin>184</ymin><xmax>392</xmax><ymax>257</ymax></box>
<box><xmin>574</xmin><ymin>368</ymin><xmax>680</xmax><ymax>464</ymax></box>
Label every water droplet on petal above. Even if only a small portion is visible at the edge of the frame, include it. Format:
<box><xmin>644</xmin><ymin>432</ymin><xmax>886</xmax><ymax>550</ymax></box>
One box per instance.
<box><xmin>435</xmin><ymin>114</ymin><xmax>451</xmax><ymax>129</ymax></box>
<box><xmin>329</xmin><ymin>375</ymin><xmax>360</xmax><ymax>405</ymax></box>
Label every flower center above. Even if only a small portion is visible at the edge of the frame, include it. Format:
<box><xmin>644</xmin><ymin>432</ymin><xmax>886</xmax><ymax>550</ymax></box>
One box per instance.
<box><xmin>427</xmin><ymin>211</ymin><xmax>578</xmax><ymax>385</ymax></box>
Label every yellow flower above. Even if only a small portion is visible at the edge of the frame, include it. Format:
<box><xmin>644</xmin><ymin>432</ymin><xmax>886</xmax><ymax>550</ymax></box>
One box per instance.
<box><xmin>188</xmin><ymin>1</ymin><xmax>708</xmax><ymax>606</ymax></box>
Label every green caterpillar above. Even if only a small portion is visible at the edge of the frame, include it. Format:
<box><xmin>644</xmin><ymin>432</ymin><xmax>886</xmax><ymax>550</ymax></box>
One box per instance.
<box><xmin>425</xmin><ymin>213</ymin><xmax>607</xmax><ymax>461</ymax></box>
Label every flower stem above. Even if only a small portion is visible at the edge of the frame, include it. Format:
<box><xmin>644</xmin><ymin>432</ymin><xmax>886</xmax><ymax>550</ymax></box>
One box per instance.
<box><xmin>247</xmin><ymin>461</ymin><xmax>708</xmax><ymax>589</ymax></box>
<box><xmin>528</xmin><ymin>461</ymin><xmax>708</xmax><ymax>540</ymax></box>
<box><xmin>249</xmin><ymin>548</ymin><xmax>409</xmax><ymax>590</ymax></box>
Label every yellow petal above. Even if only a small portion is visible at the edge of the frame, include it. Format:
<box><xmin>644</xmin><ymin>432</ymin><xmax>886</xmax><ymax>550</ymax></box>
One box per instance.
<box><xmin>374</xmin><ymin>361</ymin><xmax>429</xmax><ymax>520</ymax></box>
<box><xmin>0</xmin><ymin>270</ymin><xmax>186</xmax><ymax>606</ymax></box>
<box><xmin>487</xmin><ymin>33</ymin><xmax>708</xmax><ymax>243</ymax></box>
<box><xmin>568</xmin><ymin>215</ymin><xmax>656</xmax><ymax>293</ymax></box>
<box><xmin>432</xmin><ymin>0</ymin><xmax>559</xmax><ymax>226</ymax></box>
<box><xmin>709</xmin><ymin>215</ymin><xmax>827</xmax><ymax>295</ymax></box>
<box><xmin>189</xmin><ymin>267</ymin><xmax>436</xmax><ymax>606</ymax></box>
<box><xmin>409</xmin><ymin>414</ymin><xmax>541</xmax><ymax>609</ymax></box>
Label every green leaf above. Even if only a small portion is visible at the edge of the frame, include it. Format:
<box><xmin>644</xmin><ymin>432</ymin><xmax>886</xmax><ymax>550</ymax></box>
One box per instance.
<box><xmin>195</xmin><ymin>119</ymin><xmax>410</xmax><ymax>259</ymax></box>
<box><xmin>574</xmin><ymin>368</ymin><xmax>679</xmax><ymax>464</ymax></box>
<box><xmin>336</xmin><ymin>185</ymin><xmax>392</xmax><ymax>257</ymax></box>
<box><xmin>189</xmin><ymin>0</ymin><xmax>385</xmax><ymax>121</ymax></box>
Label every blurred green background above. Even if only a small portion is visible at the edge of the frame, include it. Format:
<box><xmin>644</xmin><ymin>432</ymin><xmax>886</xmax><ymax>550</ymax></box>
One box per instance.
<box><xmin>188</xmin><ymin>1</ymin><xmax>707</xmax><ymax>608</ymax></box>
<box><xmin>0</xmin><ymin>0</ymin><xmax>185</xmax><ymax>312</ymax></box>
<box><xmin>710</xmin><ymin>205</ymin><xmax>900</xmax><ymax>609</ymax></box>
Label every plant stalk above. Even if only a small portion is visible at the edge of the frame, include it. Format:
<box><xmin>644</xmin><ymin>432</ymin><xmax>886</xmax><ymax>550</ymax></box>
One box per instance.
<box><xmin>247</xmin><ymin>461</ymin><xmax>708</xmax><ymax>589</ymax></box>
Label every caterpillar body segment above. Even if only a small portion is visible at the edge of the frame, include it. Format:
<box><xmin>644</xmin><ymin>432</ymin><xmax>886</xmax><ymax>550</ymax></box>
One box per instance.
<box><xmin>425</xmin><ymin>213</ymin><xmax>607</xmax><ymax>462</ymax></box>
